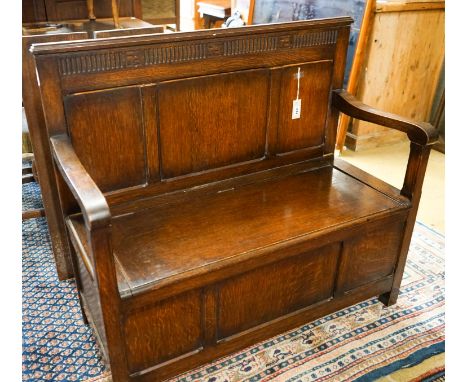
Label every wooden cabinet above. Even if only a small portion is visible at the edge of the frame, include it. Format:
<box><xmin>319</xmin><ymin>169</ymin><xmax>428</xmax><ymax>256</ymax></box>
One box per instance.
<box><xmin>345</xmin><ymin>0</ymin><xmax>445</xmax><ymax>150</ymax></box>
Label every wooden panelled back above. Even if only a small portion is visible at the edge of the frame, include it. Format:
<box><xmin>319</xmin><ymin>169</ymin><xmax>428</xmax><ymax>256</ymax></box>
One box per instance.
<box><xmin>33</xmin><ymin>18</ymin><xmax>352</xmax><ymax>206</ymax></box>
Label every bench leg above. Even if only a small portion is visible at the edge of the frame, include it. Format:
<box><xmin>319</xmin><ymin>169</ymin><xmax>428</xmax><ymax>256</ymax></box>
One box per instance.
<box><xmin>379</xmin><ymin>144</ymin><xmax>432</xmax><ymax>309</ymax></box>
<box><xmin>66</xmin><ymin>237</ymin><xmax>89</xmax><ymax>325</ymax></box>
<box><xmin>379</xmin><ymin>288</ymin><xmax>399</xmax><ymax>307</ymax></box>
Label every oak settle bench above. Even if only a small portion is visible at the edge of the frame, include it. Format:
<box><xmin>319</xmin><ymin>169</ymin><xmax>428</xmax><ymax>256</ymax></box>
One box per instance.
<box><xmin>32</xmin><ymin>18</ymin><xmax>437</xmax><ymax>382</ymax></box>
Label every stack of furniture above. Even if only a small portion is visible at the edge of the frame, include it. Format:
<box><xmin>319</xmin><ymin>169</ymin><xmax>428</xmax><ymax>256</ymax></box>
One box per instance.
<box><xmin>336</xmin><ymin>0</ymin><xmax>445</xmax><ymax>151</ymax></box>
<box><xmin>196</xmin><ymin>0</ymin><xmax>231</xmax><ymax>28</ymax></box>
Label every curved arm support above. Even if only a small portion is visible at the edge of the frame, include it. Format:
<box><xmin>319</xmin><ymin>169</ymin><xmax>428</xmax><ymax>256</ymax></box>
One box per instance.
<box><xmin>50</xmin><ymin>135</ymin><xmax>111</xmax><ymax>231</ymax></box>
<box><xmin>332</xmin><ymin>89</ymin><xmax>438</xmax><ymax>146</ymax></box>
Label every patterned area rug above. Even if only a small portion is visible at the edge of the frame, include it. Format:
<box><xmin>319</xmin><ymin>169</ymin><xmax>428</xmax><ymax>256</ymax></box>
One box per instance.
<box><xmin>22</xmin><ymin>182</ymin><xmax>445</xmax><ymax>381</ymax></box>
<box><xmin>22</xmin><ymin>181</ymin><xmax>43</xmax><ymax>211</ymax></box>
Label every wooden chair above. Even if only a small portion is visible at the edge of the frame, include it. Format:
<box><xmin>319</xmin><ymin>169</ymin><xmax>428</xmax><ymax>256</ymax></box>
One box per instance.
<box><xmin>32</xmin><ymin>18</ymin><xmax>437</xmax><ymax>381</ymax></box>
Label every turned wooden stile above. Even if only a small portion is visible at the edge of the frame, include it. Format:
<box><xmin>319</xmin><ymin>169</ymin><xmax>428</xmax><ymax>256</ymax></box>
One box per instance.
<box><xmin>87</xmin><ymin>0</ymin><xmax>121</xmax><ymax>28</ymax></box>
<box><xmin>87</xmin><ymin>0</ymin><xmax>96</xmax><ymax>20</ymax></box>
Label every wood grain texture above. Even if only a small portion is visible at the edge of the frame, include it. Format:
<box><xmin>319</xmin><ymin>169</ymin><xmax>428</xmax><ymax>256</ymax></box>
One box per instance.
<box><xmin>380</xmin><ymin>142</ymin><xmax>432</xmax><ymax>306</ymax></box>
<box><xmin>158</xmin><ymin>70</ymin><xmax>269</xmax><ymax>178</ymax></box>
<box><xmin>332</xmin><ymin>90</ymin><xmax>438</xmax><ymax>145</ymax></box>
<box><xmin>68</xmin><ymin>166</ymin><xmax>405</xmax><ymax>298</ymax></box>
<box><xmin>73</xmin><ymin>239</ymin><xmax>109</xmax><ymax>358</ymax></box>
<box><xmin>91</xmin><ymin>24</ymin><xmax>164</xmax><ymax>39</ymax></box>
<box><xmin>124</xmin><ymin>290</ymin><xmax>203</xmax><ymax>373</ymax></box>
<box><xmin>335</xmin><ymin>220</ymin><xmax>404</xmax><ymax>293</ymax></box>
<box><xmin>277</xmin><ymin>61</ymin><xmax>333</xmax><ymax>153</ymax></box>
<box><xmin>375</xmin><ymin>1</ymin><xmax>445</xmax><ymax>13</ymax></box>
<box><xmin>131</xmin><ymin>276</ymin><xmax>395</xmax><ymax>382</ymax></box>
<box><xmin>23</xmin><ymin>18</ymin><xmax>166</xmax><ymax>279</ymax></box>
<box><xmin>218</xmin><ymin>243</ymin><xmax>340</xmax><ymax>339</ymax></box>
<box><xmin>51</xmin><ymin>136</ymin><xmax>111</xmax><ymax>230</ymax></box>
<box><xmin>335</xmin><ymin>0</ymin><xmax>376</xmax><ymax>152</ymax></box>
<box><xmin>324</xmin><ymin>26</ymin><xmax>350</xmax><ymax>155</ymax></box>
<box><xmin>23</xmin><ymin>0</ymin><xmax>47</xmax><ymax>23</ymax></box>
<box><xmin>64</xmin><ymin>87</ymin><xmax>146</xmax><ymax>192</ymax></box>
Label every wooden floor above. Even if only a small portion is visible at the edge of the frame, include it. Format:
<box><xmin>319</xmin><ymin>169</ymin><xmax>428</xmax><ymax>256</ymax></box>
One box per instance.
<box><xmin>341</xmin><ymin>142</ymin><xmax>445</xmax><ymax>232</ymax></box>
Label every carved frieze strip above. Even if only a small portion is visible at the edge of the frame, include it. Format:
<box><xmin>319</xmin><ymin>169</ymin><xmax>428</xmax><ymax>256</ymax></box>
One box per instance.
<box><xmin>58</xmin><ymin>30</ymin><xmax>338</xmax><ymax>76</ymax></box>
<box><xmin>59</xmin><ymin>51</ymin><xmax>126</xmax><ymax>75</ymax></box>
<box><xmin>223</xmin><ymin>35</ymin><xmax>278</xmax><ymax>56</ymax></box>
<box><xmin>58</xmin><ymin>43</ymin><xmax>208</xmax><ymax>75</ymax></box>
<box><xmin>143</xmin><ymin>43</ymin><xmax>207</xmax><ymax>65</ymax></box>
<box><xmin>292</xmin><ymin>30</ymin><xmax>338</xmax><ymax>48</ymax></box>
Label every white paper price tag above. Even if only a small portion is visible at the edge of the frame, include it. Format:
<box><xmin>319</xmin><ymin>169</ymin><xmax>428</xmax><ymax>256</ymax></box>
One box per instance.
<box><xmin>292</xmin><ymin>98</ymin><xmax>301</xmax><ymax>119</ymax></box>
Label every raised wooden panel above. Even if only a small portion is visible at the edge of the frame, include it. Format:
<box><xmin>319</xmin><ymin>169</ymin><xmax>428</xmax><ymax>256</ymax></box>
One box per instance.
<box><xmin>158</xmin><ymin>70</ymin><xmax>270</xmax><ymax>178</ymax></box>
<box><xmin>64</xmin><ymin>86</ymin><xmax>146</xmax><ymax>192</ymax></box>
<box><xmin>277</xmin><ymin>61</ymin><xmax>333</xmax><ymax>153</ymax></box>
<box><xmin>44</xmin><ymin>0</ymin><xmax>137</xmax><ymax>20</ymax></box>
<box><xmin>336</xmin><ymin>220</ymin><xmax>405</xmax><ymax>293</ymax></box>
<box><xmin>124</xmin><ymin>290</ymin><xmax>203</xmax><ymax>373</ymax></box>
<box><xmin>217</xmin><ymin>243</ymin><xmax>340</xmax><ymax>339</ymax></box>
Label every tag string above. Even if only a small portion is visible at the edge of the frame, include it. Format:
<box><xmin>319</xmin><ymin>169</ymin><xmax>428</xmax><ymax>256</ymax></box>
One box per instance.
<box><xmin>296</xmin><ymin>67</ymin><xmax>301</xmax><ymax>100</ymax></box>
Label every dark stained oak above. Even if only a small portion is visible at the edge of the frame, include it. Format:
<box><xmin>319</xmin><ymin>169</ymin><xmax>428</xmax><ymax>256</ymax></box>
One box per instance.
<box><xmin>31</xmin><ymin>19</ymin><xmax>436</xmax><ymax>382</ymax></box>
<box><xmin>124</xmin><ymin>290</ymin><xmax>203</xmax><ymax>373</ymax></box>
<box><xmin>68</xmin><ymin>166</ymin><xmax>408</xmax><ymax>298</ymax></box>
<box><xmin>22</xmin><ymin>30</ymin><xmax>89</xmax><ymax>279</ymax></box>
<box><xmin>22</xmin><ymin>18</ymin><xmax>164</xmax><ymax>279</ymax></box>
<box><xmin>64</xmin><ymin>87</ymin><xmax>147</xmax><ymax>192</ymax></box>
<box><xmin>50</xmin><ymin>135</ymin><xmax>111</xmax><ymax>230</ymax></box>
<box><xmin>217</xmin><ymin>243</ymin><xmax>341</xmax><ymax>339</ymax></box>
<box><xmin>334</xmin><ymin>220</ymin><xmax>405</xmax><ymax>293</ymax></box>
<box><xmin>158</xmin><ymin>70</ymin><xmax>270</xmax><ymax>178</ymax></box>
<box><xmin>23</xmin><ymin>18</ymin><xmax>163</xmax><ymax>39</ymax></box>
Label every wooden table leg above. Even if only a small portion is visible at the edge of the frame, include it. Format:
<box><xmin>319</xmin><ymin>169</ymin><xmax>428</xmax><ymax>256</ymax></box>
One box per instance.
<box><xmin>87</xmin><ymin>0</ymin><xmax>96</xmax><ymax>20</ymax></box>
<box><xmin>112</xmin><ymin>0</ymin><xmax>120</xmax><ymax>28</ymax></box>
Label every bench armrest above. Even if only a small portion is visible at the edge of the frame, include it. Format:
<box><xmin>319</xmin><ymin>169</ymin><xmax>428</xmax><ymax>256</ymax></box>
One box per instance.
<box><xmin>332</xmin><ymin>89</ymin><xmax>438</xmax><ymax>146</ymax></box>
<box><xmin>50</xmin><ymin>134</ymin><xmax>111</xmax><ymax>231</ymax></box>
<box><xmin>332</xmin><ymin>90</ymin><xmax>439</xmax><ymax>307</ymax></box>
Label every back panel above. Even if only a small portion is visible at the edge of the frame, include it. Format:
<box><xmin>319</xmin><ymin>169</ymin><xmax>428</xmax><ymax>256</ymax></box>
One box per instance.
<box><xmin>277</xmin><ymin>61</ymin><xmax>334</xmax><ymax>153</ymax></box>
<box><xmin>64</xmin><ymin>87</ymin><xmax>147</xmax><ymax>192</ymax></box>
<box><xmin>158</xmin><ymin>69</ymin><xmax>270</xmax><ymax>178</ymax></box>
<box><xmin>34</xmin><ymin>18</ymin><xmax>352</xmax><ymax>205</ymax></box>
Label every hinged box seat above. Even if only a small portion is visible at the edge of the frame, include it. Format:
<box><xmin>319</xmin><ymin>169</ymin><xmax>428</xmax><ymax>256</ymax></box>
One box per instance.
<box><xmin>68</xmin><ymin>165</ymin><xmax>410</xmax><ymax>299</ymax></box>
